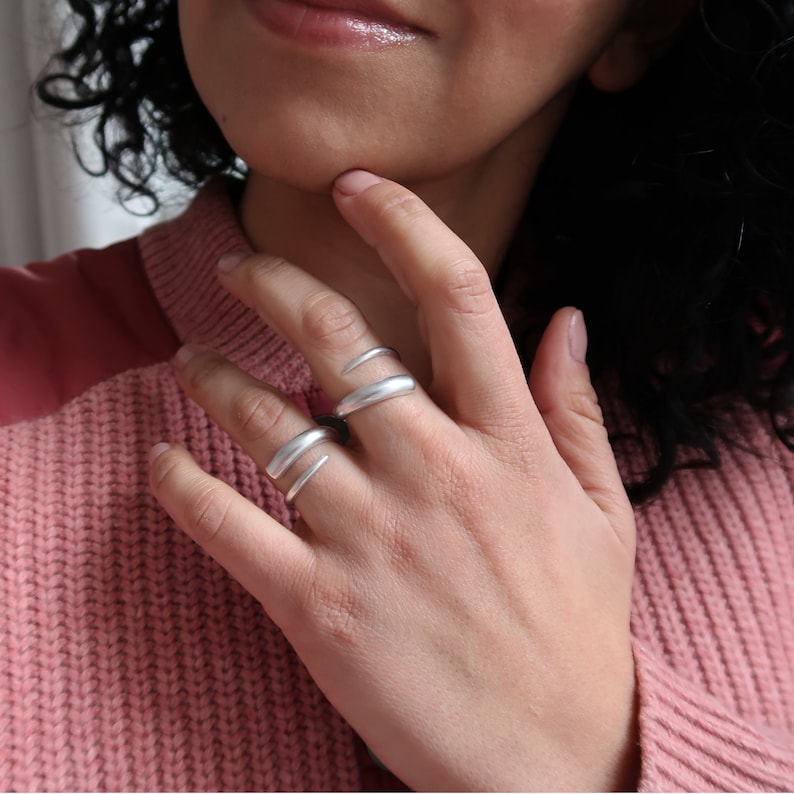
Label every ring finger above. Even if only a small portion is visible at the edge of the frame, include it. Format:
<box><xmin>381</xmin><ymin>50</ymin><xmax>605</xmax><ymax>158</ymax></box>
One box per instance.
<box><xmin>173</xmin><ymin>343</ymin><xmax>365</xmax><ymax>521</ymax></box>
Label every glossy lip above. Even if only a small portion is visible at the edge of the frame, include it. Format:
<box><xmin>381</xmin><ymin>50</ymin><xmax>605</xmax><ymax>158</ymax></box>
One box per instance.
<box><xmin>244</xmin><ymin>0</ymin><xmax>429</xmax><ymax>50</ymax></box>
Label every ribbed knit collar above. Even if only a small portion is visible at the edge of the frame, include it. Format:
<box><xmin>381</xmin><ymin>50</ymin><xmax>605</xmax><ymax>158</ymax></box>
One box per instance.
<box><xmin>139</xmin><ymin>179</ymin><xmax>315</xmax><ymax>396</ymax></box>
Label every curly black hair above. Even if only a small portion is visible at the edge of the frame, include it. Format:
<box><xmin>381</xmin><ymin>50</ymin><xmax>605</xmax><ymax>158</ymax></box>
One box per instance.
<box><xmin>36</xmin><ymin>0</ymin><xmax>242</xmax><ymax>207</ymax></box>
<box><xmin>524</xmin><ymin>0</ymin><xmax>794</xmax><ymax>498</ymax></box>
<box><xmin>36</xmin><ymin>0</ymin><xmax>794</xmax><ymax>501</ymax></box>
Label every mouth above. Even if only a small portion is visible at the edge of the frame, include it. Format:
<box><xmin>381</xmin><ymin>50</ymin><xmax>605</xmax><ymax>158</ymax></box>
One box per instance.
<box><xmin>244</xmin><ymin>0</ymin><xmax>430</xmax><ymax>50</ymax></box>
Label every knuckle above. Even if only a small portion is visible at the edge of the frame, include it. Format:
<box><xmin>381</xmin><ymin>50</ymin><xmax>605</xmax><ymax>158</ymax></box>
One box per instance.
<box><xmin>150</xmin><ymin>447</ymin><xmax>182</xmax><ymax>491</ymax></box>
<box><xmin>245</xmin><ymin>255</ymin><xmax>291</xmax><ymax>289</ymax></box>
<box><xmin>534</xmin><ymin>377</ymin><xmax>604</xmax><ymax>430</ymax></box>
<box><xmin>300</xmin><ymin>290</ymin><xmax>368</xmax><ymax>351</ymax></box>
<box><xmin>379</xmin><ymin>191</ymin><xmax>430</xmax><ymax>225</ymax></box>
<box><xmin>303</xmin><ymin>574</ymin><xmax>366</xmax><ymax>649</ymax></box>
<box><xmin>181</xmin><ymin>479</ymin><xmax>233</xmax><ymax>550</ymax></box>
<box><xmin>356</xmin><ymin>498</ymin><xmax>417</xmax><ymax>569</ymax></box>
<box><xmin>182</xmin><ymin>351</ymin><xmax>227</xmax><ymax>395</ymax></box>
<box><xmin>416</xmin><ymin>431</ymin><xmax>488</xmax><ymax>510</ymax></box>
<box><xmin>231</xmin><ymin>385</ymin><xmax>288</xmax><ymax>443</ymax></box>
<box><xmin>436</xmin><ymin>256</ymin><xmax>494</xmax><ymax>317</ymax></box>
<box><xmin>566</xmin><ymin>385</ymin><xmax>605</xmax><ymax>427</ymax></box>
<box><xmin>380</xmin><ymin>512</ymin><xmax>426</xmax><ymax>574</ymax></box>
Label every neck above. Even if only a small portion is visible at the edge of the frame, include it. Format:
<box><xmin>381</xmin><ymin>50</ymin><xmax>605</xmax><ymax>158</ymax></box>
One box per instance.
<box><xmin>238</xmin><ymin>95</ymin><xmax>569</xmax><ymax>382</ymax></box>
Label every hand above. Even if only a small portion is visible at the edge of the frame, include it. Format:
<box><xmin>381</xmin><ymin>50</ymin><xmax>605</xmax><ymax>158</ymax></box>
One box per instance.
<box><xmin>150</xmin><ymin>171</ymin><xmax>638</xmax><ymax>791</ymax></box>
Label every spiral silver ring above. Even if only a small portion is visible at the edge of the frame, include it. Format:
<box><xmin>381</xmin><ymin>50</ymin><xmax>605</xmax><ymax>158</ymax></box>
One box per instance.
<box><xmin>284</xmin><ymin>455</ymin><xmax>329</xmax><ymax>506</ymax></box>
<box><xmin>266</xmin><ymin>425</ymin><xmax>339</xmax><ymax>479</ymax></box>
<box><xmin>334</xmin><ymin>374</ymin><xmax>416</xmax><ymax>419</ymax></box>
<box><xmin>341</xmin><ymin>346</ymin><xmax>401</xmax><ymax>375</ymax></box>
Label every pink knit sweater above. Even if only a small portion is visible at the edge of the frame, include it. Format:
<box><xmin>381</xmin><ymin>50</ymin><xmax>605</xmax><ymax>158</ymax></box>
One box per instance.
<box><xmin>1</xmin><ymin>181</ymin><xmax>792</xmax><ymax>791</ymax></box>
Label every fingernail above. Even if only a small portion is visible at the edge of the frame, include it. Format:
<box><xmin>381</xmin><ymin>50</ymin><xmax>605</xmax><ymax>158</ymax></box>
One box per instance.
<box><xmin>149</xmin><ymin>442</ymin><xmax>171</xmax><ymax>464</ymax></box>
<box><xmin>173</xmin><ymin>343</ymin><xmax>205</xmax><ymax>370</ymax></box>
<box><xmin>218</xmin><ymin>252</ymin><xmax>247</xmax><ymax>272</ymax></box>
<box><xmin>334</xmin><ymin>169</ymin><xmax>383</xmax><ymax>197</ymax></box>
<box><xmin>568</xmin><ymin>310</ymin><xmax>588</xmax><ymax>363</ymax></box>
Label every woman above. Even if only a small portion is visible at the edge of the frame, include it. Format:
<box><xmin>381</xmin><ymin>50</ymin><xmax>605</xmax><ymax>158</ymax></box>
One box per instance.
<box><xmin>1</xmin><ymin>0</ymin><xmax>792</xmax><ymax>789</ymax></box>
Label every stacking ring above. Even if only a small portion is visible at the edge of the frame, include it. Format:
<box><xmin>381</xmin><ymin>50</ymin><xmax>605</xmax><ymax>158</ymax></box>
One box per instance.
<box><xmin>334</xmin><ymin>374</ymin><xmax>416</xmax><ymax>419</ymax></box>
<box><xmin>284</xmin><ymin>455</ymin><xmax>329</xmax><ymax>506</ymax></box>
<box><xmin>266</xmin><ymin>425</ymin><xmax>339</xmax><ymax>479</ymax></box>
<box><xmin>341</xmin><ymin>346</ymin><xmax>401</xmax><ymax>375</ymax></box>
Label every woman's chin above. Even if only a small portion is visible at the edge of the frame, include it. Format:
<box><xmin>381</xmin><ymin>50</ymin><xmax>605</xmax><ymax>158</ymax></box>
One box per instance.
<box><xmin>226</xmin><ymin>131</ymin><xmax>380</xmax><ymax>193</ymax></box>
<box><xmin>239</xmin><ymin>146</ymin><xmax>401</xmax><ymax>195</ymax></box>
<box><xmin>245</xmin><ymin>160</ymin><xmax>360</xmax><ymax>194</ymax></box>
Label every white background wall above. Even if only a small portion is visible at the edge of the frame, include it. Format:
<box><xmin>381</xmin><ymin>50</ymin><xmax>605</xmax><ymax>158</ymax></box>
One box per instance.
<box><xmin>0</xmin><ymin>0</ymin><xmax>155</xmax><ymax>266</ymax></box>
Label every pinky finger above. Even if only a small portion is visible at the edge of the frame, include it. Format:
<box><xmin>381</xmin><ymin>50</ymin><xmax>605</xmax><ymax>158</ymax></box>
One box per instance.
<box><xmin>149</xmin><ymin>443</ymin><xmax>314</xmax><ymax>624</ymax></box>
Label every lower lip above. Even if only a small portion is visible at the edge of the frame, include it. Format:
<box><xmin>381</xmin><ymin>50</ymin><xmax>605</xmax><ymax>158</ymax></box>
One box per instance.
<box><xmin>244</xmin><ymin>0</ymin><xmax>421</xmax><ymax>50</ymax></box>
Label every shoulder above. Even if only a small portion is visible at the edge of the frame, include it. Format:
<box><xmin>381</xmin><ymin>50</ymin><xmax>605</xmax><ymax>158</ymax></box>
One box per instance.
<box><xmin>0</xmin><ymin>239</ymin><xmax>179</xmax><ymax>426</ymax></box>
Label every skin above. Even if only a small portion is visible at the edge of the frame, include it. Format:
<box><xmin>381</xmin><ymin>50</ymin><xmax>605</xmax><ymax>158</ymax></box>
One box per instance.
<box><xmin>179</xmin><ymin>0</ymin><xmax>641</xmax><ymax>191</ymax></box>
<box><xmin>152</xmin><ymin>0</ymin><xmax>695</xmax><ymax>788</ymax></box>
<box><xmin>176</xmin><ymin>0</ymin><xmax>667</xmax><ymax>377</ymax></box>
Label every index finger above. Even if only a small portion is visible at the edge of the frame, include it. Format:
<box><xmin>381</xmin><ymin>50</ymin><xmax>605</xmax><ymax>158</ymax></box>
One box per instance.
<box><xmin>333</xmin><ymin>170</ymin><xmax>535</xmax><ymax>438</ymax></box>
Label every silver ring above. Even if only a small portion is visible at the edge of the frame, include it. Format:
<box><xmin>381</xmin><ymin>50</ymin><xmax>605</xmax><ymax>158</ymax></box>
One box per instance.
<box><xmin>334</xmin><ymin>374</ymin><xmax>416</xmax><ymax>419</ymax></box>
<box><xmin>266</xmin><ymin>426</ymin><xmax>338</xmax><ymax>479</ymax></box>
<box><xmin>341</xmin><ymin>346</ymin><xmax>401</xmax><ymax>375</ymax></box>
<box><xmin>285</xmin><ymin>455</ymin><xmax>329</xmax><ymax>506</ymax></box>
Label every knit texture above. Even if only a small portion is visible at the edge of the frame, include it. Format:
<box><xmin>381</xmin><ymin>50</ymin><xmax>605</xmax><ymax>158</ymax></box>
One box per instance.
<box><xmin>1</xmin><ymin>181</ymin><xmax>793</xmax><ymax>790</ymax></box>
<box><xmin>616</xmin><ymin>399</ymin><xmax>794</xmax><ymax>791</ymax></box>
<box><xmin>0</xmin><ymin>183</ymin><xmax>360</xmax><ymax>791</ymax></box>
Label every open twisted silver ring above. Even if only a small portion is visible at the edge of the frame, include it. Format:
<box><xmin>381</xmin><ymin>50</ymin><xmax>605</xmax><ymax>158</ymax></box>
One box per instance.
<box><xmin>334</xmin><ymin>374</ymin><xmax>416</xmax><ymax>419</ymax></box>
<box><xmin>341</xmin><ymin>346</ymin><xmax>401</xmax><ymax>375</ymax></box>
<box><xmin>266</xmin><ymin>425</ymin><xmax>339</xmax><ymax>479</ymax></box>
<box><xmin>284</xmin><ymin>455</ymin><xmax>329</xmax><ymax>506</ymax></box>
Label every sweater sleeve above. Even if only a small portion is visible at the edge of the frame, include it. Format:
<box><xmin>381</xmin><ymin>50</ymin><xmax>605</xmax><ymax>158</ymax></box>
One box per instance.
<box><xmin>633</xmin><ymin>639</ymin><xmax>794</xmax><ymax>791</ymax></box>
<box><xmin>0</xmin><ymin>239</ymin><xmax>179</xmax><ymax>426</ymax></box>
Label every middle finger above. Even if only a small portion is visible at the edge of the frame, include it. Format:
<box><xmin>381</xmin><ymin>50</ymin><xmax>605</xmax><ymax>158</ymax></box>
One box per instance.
<box><xmin>217</xmin><ymin>253</ymin><xmax>448</xmax><ymax>449</ymax></box>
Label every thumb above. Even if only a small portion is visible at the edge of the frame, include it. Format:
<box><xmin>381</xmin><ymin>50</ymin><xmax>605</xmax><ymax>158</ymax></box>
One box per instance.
<box><xmin>529</xmin><ymin>307</ymin><xmax>635</xmax><ymax>548</ymax></box>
